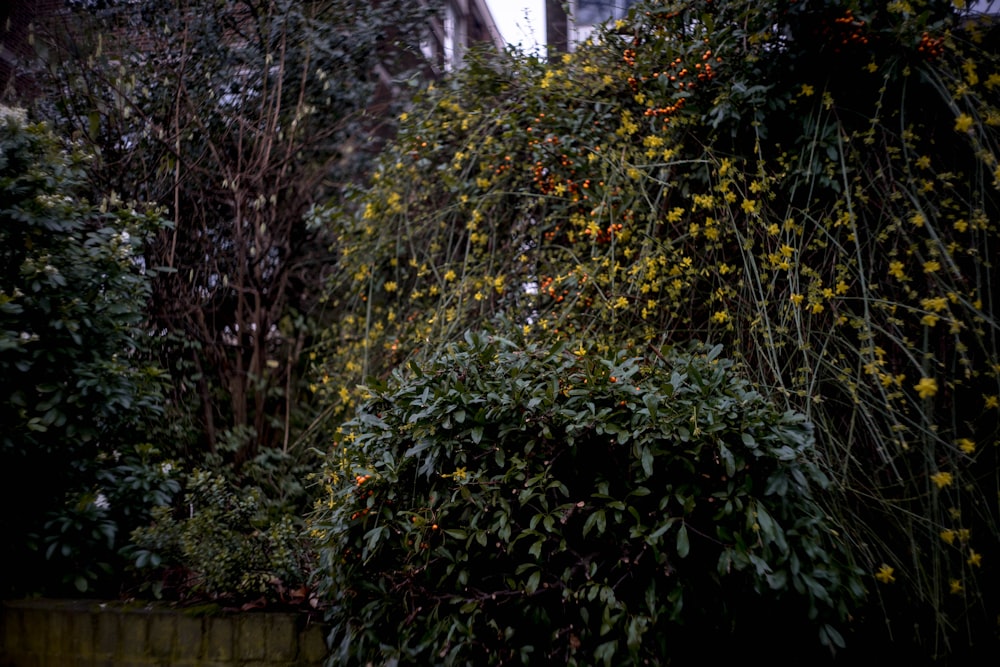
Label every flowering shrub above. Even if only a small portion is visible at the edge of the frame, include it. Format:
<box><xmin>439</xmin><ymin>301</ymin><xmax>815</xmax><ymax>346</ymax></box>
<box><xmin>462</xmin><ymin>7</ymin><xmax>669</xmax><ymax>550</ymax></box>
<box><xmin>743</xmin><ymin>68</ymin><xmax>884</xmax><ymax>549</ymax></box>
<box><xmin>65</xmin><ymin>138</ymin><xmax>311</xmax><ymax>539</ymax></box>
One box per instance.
<box><xmin>312</xmin><ymin>0</ymin><xmax>1000</xmax><ymax>656</ymax></box>
<box><xmin>0</xmin><ymin>108</ymin><xmax>169</xmax><ymax>595</ymax></box>
<box><xmin>314</xmin><ymin>334</ymin><xmax>863</xmax><ymax>664</ymax></box>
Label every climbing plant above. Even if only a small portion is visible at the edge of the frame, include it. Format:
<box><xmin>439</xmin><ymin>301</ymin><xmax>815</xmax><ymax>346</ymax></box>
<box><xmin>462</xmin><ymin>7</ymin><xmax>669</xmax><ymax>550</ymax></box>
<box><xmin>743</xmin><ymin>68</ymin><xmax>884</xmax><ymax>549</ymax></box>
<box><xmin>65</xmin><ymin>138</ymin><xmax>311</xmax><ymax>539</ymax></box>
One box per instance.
<box><xmin>311</xmin><ymin>0</ymin><xmax>1000</xmax><ymax>658</ymax></box>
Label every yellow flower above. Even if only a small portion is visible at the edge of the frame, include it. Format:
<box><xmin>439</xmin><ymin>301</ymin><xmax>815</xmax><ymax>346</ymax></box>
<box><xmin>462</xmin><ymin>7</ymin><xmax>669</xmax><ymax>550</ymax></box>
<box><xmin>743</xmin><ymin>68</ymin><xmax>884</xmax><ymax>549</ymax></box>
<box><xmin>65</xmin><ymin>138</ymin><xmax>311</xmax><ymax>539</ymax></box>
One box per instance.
<box><xmin>741</xmin><ymin>198</ymin><xmax>758</xmax><ymax>214</ymax></box>
<box><xmin>940</xmin><ymin>529</ymin><xmax>956</xmax><ymax>545</ymax></box>
<box><xmin>921</xmin><ymin>296</ymin><xmax>947</xmax><ymax>312</ymax></box>
<box><xmin>444</xmin><ymin>269</ymin><xmax>457</xmax><ymax>282</ymax></box>
<box><xmin>799</xmin><ymin>83</ymin><xmax>815</xmax><ymax>97</ymax></box>
<box><xmin>923</xmin><ymin>260</ymin><xmax>941</xmax><ymax>273</ymax></box>
<box><xmin>909</xmin><ymin>212</ymin><xmax>926</xmax><ymax>227</ymax></box>
<box><xmin>985</xmin><ymin>395</ymin><xmax>999</xmax><ymax>409</ymax></box>
<box><xmin>889</xmin><ymin>261</ymin><xmax>906</xmax><ymax>280</ymax></box>
<box><xmin>949</xmin><ymin>579</ymin><xmax>963</xmax><ymax>595</ymax></box>
<box><xmin>914</xmin><ymin>376</ymin><xmax>938</xmax><ymax>399</ymax></box>
<box><xmin>666</xmin><ymin>207</ymin><xmax>685</xmax><ymax>223</ymax></box>
<box><xmin>967</xmin><ymin>550</ymin><xmax>982</xmax><ymax>567</ymax></box>
<box><xmin>931</xmin><ymin>471</ymin><xmax>954</xmax><ymax>488</ymax></box>
<box><xmin>875</xmin><ymin>564</ymin><xmax>896</xmax><ymax>583</ymax></box>
<box><xmin>954</xmin><ymin>113</ymin><xmax>974</xmax><ymax>133</ymax></box>
<box><xmin>453</xmin><ymin>467</ymin><xmax>468</xmax><ymax>481</ymax></box>
<box><xmin>384</xmin><ymin>281</ymin><xmax>398</xmax><ymax>293</ymax></box>
<box><xmin>956</xmin><ymin>438</ymin><xmax>976</xmax><ymax>454</ymax></box>
<box><xmin>712</xmin><ymin>310</ymin><xmax>729</xmax><ymax>324</ymax></box>
<box><xmin>790</xmin><ymin>293</ymin><xmax>804</xmax><ymax>306</ymax></box>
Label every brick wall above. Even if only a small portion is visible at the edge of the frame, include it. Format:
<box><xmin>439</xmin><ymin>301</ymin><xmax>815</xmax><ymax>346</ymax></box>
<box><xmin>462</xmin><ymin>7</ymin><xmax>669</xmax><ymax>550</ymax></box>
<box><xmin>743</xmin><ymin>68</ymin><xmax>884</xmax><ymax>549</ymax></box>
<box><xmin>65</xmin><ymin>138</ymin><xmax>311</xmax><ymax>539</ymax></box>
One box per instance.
<box><xmin>0</xmin><ymin>599</ymin><xmax>329</xmax><ymax>667</ymax></box>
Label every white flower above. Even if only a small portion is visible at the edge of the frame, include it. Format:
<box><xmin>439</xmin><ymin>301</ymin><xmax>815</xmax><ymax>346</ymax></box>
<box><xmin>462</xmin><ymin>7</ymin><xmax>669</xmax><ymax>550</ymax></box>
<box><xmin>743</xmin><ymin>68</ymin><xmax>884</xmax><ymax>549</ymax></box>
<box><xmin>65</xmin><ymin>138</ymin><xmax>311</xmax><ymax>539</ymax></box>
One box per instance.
<box><xmin>0</xmin><ymin>105</ymin><xmax>28</xmax><ymax>126</ymax></box>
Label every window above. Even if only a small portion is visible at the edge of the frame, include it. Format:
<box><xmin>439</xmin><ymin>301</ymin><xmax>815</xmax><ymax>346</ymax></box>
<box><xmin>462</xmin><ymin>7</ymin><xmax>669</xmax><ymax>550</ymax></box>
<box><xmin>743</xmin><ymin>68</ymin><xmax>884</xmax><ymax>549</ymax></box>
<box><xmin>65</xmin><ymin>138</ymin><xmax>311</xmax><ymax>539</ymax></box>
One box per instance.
<box><xmin>575</xmin><ymin>0</ymin><xmax>638</xmax><ymax>27</ymax></box>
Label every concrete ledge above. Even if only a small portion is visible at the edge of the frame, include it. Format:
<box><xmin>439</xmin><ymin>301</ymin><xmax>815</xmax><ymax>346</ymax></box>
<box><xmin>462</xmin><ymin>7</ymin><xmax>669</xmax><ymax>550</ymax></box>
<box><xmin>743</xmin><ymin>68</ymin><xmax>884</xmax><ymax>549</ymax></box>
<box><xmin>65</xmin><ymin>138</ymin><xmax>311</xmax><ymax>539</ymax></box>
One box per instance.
<box><xmin>0</xmin><ymin>599</ymin><xmax>328</xmax><ymax>667</ymax></box>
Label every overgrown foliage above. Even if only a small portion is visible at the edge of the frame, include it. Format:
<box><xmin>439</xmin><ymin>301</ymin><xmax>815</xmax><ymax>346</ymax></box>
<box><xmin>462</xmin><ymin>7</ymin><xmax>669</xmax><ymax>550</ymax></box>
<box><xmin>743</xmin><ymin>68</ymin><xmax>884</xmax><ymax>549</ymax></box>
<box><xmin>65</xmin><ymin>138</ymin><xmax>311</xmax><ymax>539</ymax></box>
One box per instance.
<box><xmin>312</xmin><ymin>0</ymin><xmax>1000</xmax><ymax>659</ymax></box>
<box><xmin>31</xmin><ymin>0</ymin><xmax>445</xmax><ymax>464</ymax></box>
<box><xmin>128</xmin><ymin>459</ymin><xmax>317</xmax><ymax>607</ymax></box>
<box><xmin>314</xmin><ymin>333</ymin><xmax>863</xmax><ymax>664</ymax></box>
<box><xmin>0</xmin><ymin>107</ymin><xmax>171</xmax><ymax>596</ymax></box>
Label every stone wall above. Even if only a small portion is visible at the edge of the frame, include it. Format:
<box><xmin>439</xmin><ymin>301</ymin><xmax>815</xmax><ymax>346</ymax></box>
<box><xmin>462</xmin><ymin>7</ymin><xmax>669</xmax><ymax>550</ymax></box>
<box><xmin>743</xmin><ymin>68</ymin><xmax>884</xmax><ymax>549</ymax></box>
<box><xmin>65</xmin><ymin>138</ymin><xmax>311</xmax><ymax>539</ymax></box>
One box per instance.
<box><xmin>0</xmin><ymin>599</ymin><xmax>328</xmax><ymax>667</ymax></box>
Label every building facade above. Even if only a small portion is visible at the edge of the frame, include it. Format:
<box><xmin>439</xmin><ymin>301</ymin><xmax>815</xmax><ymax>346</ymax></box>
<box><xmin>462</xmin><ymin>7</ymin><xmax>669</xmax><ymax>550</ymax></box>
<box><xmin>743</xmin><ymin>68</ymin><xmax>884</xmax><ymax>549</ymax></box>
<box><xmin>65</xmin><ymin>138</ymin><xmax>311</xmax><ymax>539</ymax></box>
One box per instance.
<box><xmin>546</xmin><ymin>0</ymin><xmax>638</xmax><ymax>52</ymax></box>
<box><xmin>425</xmin><ymin>0</ymin><xmax>504</xmax><ymax>72</ymax></box>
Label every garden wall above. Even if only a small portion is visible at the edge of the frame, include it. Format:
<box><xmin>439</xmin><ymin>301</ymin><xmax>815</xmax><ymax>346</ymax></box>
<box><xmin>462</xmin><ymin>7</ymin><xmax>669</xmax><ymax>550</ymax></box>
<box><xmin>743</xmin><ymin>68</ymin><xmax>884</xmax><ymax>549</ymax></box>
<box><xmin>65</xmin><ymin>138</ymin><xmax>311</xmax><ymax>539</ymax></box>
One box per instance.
<box><xmin>0</xmin><ymin>599</ymin><xmax>328</xmax><ymax>667</ymax></box>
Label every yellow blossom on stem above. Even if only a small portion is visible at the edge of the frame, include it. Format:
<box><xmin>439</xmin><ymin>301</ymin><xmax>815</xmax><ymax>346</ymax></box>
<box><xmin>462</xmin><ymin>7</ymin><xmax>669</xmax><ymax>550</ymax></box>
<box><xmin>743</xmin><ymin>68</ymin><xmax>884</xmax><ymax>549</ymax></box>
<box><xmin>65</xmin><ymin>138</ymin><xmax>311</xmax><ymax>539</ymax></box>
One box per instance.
<box><xmin>940</xmin><ymin>529</ymin><xmax>956</xmax><ymax>545</ymax></box>
<box><xmin>967</xmin><ymin>550</ymin><xmax>982</xmax><ymax>567</ymax></box>
<box><xmin>875</xmin><ymin>564</ymin><xmax>896</xmax><ymax>583</ymax></box>
<box><xmin>914</xmin><ymin>376</ymin><xmax>938</xmax><ymax>399</ymax></box>
<box><xmin>956</xmin><ymin>438</ymin><xmax>976</xmax><ymax>454</ymax></box>
<box><xmin>954</xmin><ymin>113</ymin><xmax>974</xmax><ymax>133</ymax></box>
<box><xmin>931</xmin><ymin>471</ymin><xmax>954</xmax><ymax>488</ymax></box>
<box><xmin>949</xmin><ymin>579</ymin><xmax>963</xmax><ymax>595</ymax></box>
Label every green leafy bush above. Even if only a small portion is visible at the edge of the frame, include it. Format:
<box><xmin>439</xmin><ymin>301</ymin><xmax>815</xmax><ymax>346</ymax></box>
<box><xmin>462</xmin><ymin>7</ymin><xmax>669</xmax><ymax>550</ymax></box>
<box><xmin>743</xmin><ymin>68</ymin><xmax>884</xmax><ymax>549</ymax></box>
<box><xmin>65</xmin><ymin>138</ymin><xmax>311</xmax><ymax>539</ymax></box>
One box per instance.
<box><xmin>312</xmin><ymin>0</ymin><xmax>1000</xmax><ymax>654</ymax></box>
<box><xmin>313</xmin><ymin>332</ymin><xmax>863</xmax><ymax>665</ymax></box>
<box><xmin>129</xmin><ymin>461</ymin><xmax>317</xmax><ymax>606</ymax></box>
<box><xmin>39</xmin><ymin>443</ymin><xmax>181</xmax><ymax>595</ymax></box>
<box><xmin>0</xmin><ymin>106</ymin><xmax>169</xmax><ymax>595</ymax></box>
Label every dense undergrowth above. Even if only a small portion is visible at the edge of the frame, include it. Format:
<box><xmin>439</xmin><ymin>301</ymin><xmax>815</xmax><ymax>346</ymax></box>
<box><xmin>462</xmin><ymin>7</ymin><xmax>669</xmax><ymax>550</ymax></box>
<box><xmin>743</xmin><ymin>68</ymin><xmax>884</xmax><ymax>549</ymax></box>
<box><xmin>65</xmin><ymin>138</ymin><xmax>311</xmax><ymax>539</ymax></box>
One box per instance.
<box><xmin>309</xmin><ymin>0</ymin><xmax>1000</xmax><ymax>662</ymax></box>
<box><xmin>4</xmin><ymin>0</ymin><xmax>1000</xmax><ymax>664</ymax></box>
